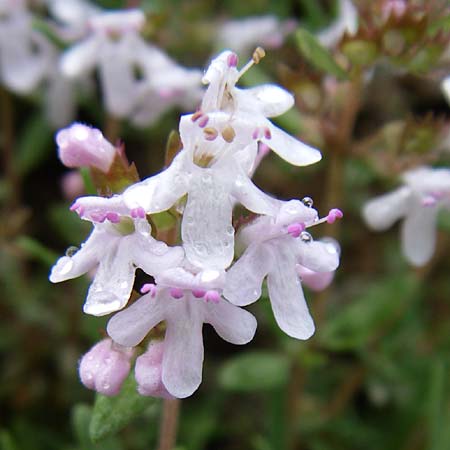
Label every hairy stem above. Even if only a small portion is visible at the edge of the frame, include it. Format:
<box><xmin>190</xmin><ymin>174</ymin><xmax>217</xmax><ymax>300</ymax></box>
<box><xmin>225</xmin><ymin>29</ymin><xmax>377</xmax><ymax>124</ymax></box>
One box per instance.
<box><xmin>157</xmin><ymin>398</ymin><xmax>181</xmax><ymax>450</ymax></box>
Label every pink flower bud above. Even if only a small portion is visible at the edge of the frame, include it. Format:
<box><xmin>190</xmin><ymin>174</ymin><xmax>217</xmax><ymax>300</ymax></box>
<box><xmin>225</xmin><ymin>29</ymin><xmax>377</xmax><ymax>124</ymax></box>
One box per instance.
<box><xmin>297</xmin><ymin>265</ymin><xmax>335</xmax><ymax>292</ymax></box>
<box><xmin>56</xmin><ymin>123</ymin><xmax>116</xmax><ymax>172</ymax></box>
<box><xmin>79</xmin><ymin>338</ymin><xmax>134</xmax><ymax>396</ymax></box>
<box><xmin>61</xmin><ymin>171</ymin><xmax>84</xmax><ymax>201</ymax></box>
<box><xmin>135</xmin><ymin>342</ymin><xmax>173</xmax><ymax>399</ymax></box>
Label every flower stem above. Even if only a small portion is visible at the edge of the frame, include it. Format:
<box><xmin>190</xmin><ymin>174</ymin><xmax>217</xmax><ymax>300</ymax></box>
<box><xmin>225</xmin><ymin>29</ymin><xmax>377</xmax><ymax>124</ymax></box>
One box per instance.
<box><xmin>156</xmin><ymin>398</ymin><xmax>181</xmax><ymax>450</ymax></box>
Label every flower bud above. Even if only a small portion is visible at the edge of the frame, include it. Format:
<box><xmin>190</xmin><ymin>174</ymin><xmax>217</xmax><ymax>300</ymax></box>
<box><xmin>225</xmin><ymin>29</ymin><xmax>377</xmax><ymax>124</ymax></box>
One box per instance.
<box><xmin>56</xmin><ymin>123</ymin><xmax>116</xmax><ymax>172</ymax></box>
<box><xmin>79</xmin><ymin>338</ymin><xmax>133</xmax><ymax>396</ymax></box>
<box><xmin>135</xmin><ymin>341</ymin><xmax>173</xmax><ymax>399</ymax></box>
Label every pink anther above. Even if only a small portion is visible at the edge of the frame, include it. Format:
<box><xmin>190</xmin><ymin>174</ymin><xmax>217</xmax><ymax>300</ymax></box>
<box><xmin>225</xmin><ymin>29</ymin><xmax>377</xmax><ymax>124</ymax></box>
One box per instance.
<box><xmin>197</xmin><ymin>115</ymin><xmax>209</xmax><ymax>128</ymax></box>
<box><xmin>192</xmin><ymin>289</ymin><xmax>206</xmax><ymax>298</ymax></box>
<box><xmin>287</xmin><ymin>222</ymin><xmax>306</xmax><ymax>238</ymax></box>
<box><xmin>263</xmin><ymin>127</ymin><xmax>272</xmax><ymax>139</ymax></box>
<box><xmin>227</xmin><ymin>52</ymin><xmax>238</xmax><ymax>68</ymax></box>
<box><xmin>141</xmin><ymin>283</ymin><xmax>157</xmax><ymax>297</ymax></box>
<box><xmin>204</xmin><ymin>290</ymin><xmax>220</xmax><ymax>304</ymax></box>
<box><xmin>106</xmin><ymin>212</ymin><xmax>120</xmax><ymax>223</ymax></box>
<box><xmin>170</xmin><ymin>287</ymin><xmax>184</xmax><ymax>299</ymax></box>
<box><xmin>131</xmin><ymin>207</ymin><xmax>146</xmax><ymax>219</ymax></box>
<box><xmin>326</xmin><ymin>208</ymin><xmax>344</xmax><ymax>224</ymax></box>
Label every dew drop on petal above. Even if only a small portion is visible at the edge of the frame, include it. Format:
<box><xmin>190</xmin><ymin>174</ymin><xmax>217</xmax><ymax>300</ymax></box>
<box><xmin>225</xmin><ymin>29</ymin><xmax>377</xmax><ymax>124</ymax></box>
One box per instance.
<box><xmin>300</xmin><ymin>231</ymin><xmax>313</xmax><ymax>243</ymax></box>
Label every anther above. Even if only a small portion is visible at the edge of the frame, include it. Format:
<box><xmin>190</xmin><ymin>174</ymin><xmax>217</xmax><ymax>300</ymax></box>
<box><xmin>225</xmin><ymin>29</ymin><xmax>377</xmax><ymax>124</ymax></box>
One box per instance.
<box><xmin>141</xmin><ymin>283</ymin><xmax>157</xmax><ymax>297</ymax></box>
<box><xmin>197</xmin><ymin>115</ymin><xmax>209</xmax><ymax>128</ymax></box>
<box><xmin>252</xmin><ymin>47</ymin><xmax>266</xmax><ymax>64</ymax></box>
<box><xmin>170</xmin><ymin>287</ymin><xmax>184</xmax><ymax>299</ymax></box>
<box><xmin>221</xmin><ymin>125</ymin><xmax>236</xmax><ymax>143</ymax></box>
<box><xmin>106</xmin><ymin>212</ymin><xmax>120</xmax><ymax>223</ymax></box>
<box><xmin>203</xmin><ymin>127</ymin><xmax>219</xmax><ymax>141</ymax></box>
<box><xmin>205</xmin><ymin>290</ymin><xmax>220</xmax><ymax>304</ymax></box>
<box><xmin>287</xmin><ymin>222</ymin><xmax>306</xmax><ymax>238</ymax></box>
<box><xmin>192</xmin><ymin>289</ymin><xmax>206</xmax><ymax>298</ymax></box>
<box><xmin>191</xmin><ymin>111</ymin><xmax>203</xmax><ymax>122</ymax></box>
<box><xmin>326</xmin><ymin>208</ymin><xmax>343</xmax><ymax>224</ymax></box>
<box><xmin>227</xmin><ymin>52</ymin><xmax>238</xmax><ymax>68</ymax></box>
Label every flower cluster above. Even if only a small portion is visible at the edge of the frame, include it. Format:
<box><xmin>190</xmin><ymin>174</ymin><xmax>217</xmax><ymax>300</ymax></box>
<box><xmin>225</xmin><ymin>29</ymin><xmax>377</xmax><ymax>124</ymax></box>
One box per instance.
<box><xmin>0</xmin><ymin>0</ymin><xmax>202</xmax><ymax>127</ymax></box>
<box><xmin>50</xmin><ymin>49</ymin><xmax>342</xmax><ymax>398</ymax></box>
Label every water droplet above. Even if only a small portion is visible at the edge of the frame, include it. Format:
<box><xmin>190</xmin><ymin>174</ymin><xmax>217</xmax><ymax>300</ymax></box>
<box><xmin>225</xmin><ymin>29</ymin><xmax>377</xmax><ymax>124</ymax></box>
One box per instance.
<box><xmin>185</xmin><ymin>216</ymin><xmax>194</xmax><ymax>225</ymax></box>
<box><xmin>302</xmin><ymin>196</ymin><xmax>314</xmax><ymax>208</ymax></box>
<box><xmin>300</xmin><ymin>231</ymin><xmax>313</xmax><ymax>243</ymax></box>
<box><xmin>226</xmin><ymin>226</ymin><xmax>234</xmax><ymax>235</ymax></box>
<box><xmin>85</xmin><ymin>372</ymin><xmax>93</xmax><ymax>380</ymax></box>
<box><xmin>102</xmin><ymin>383</ymin><xmax>110</xmax><ymax>390</ymax></box>
<box><xmin>65</xmin><ymin>246</ymin><xmax>79</xmax><ymax>257</ymax></box>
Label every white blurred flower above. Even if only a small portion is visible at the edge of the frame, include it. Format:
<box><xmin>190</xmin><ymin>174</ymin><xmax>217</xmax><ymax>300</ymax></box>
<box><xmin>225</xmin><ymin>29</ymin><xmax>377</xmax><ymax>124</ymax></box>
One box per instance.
<box><xmin>216</xmin><ymin>15</ymin><xmax>295</xmax><ymax>56</ymax></box>
<box><xmin>363</xmin><ymin>166</ymin><xmax>450</xmax><ymax>266</ymax></box>
<box><xmin>317</xmin><ymin>0</ymin><xmax>358</xmax><ymax>48</ymax></box>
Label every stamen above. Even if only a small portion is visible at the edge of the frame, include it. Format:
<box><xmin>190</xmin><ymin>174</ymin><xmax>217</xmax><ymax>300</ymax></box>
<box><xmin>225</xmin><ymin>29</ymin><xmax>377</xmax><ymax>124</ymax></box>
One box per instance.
<box><xmin>237</xmin><ymin>46</ymin><xmax>266</xmax><ymax>80</ymax></box>
<box><xmin>192</xmin><ymin>289</ymin><xmax>206</xmax><ymax>298</ymax></box>
<box><xmin>227</xmin><ymin>52</ymin><xmax>238</xmax><ymax>68</ymax></box>
<box><xmin>287</xmin><ymin>222</ymin><xmax>306</xmax><ymax>238</ymax></box>
<box><xmin>197</xmin><ymin>115</ymin><xmax>209</xmax><ymax>128</ymax></box>
<box><xmin>204</xmin><ymin>290</ymin><xmax>220</xmax><ymax>304</ymax></box>
<box><xmin>191</xmin><ymin>111</ymin><xmax>203</xmax><ymax>122</ymax></box>
<box><xmin>106</xmin><ymin>212</ymin><xmax>120</xmax><ymax>223</ymax></box>
<box><xmin>141</xmin><ymin>283</ymin><xmax>157</xmax><ymax>297</ymax></box>
<box><xmin>90</xmin><ymin>212</ymin><xmax>107</xmax><ymax>223</ymax></box>
<box><xmin>203</xmin><ymin>127</ymin><xmax>219</xmax><ymax>141</ymax></box>
<box><xmin>263</xmin><ymin>127</ymin><xmax>272</xmax><ymax>139</ymax></box>
<box><xmin>170</xmin><ymin>287</ymin><xmax>184</xmax><ymax>299</ymax></box>
<box><xmin>221</xmin><ymin>125</ymin><xmax>236</xmax><ymax>143</ymax></box>
<box><xmin>131</xmin><ymin>207</ymin><xmax>146</xmax><ymax>219</ymax></box>
<box><xmin>304</xmin><ymin>208</ymin><xmax>344</xmax><ymax>229</ymax></box>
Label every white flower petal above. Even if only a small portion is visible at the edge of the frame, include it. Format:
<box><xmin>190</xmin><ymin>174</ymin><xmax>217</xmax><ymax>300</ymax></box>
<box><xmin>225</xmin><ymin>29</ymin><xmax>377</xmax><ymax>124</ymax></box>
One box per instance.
<box><xmin>362</xmin><ymin>186</ymin><xmax>410</xmax><ymax>231</ymax></box>
<box><xmin>230</xmin><ymin>159</ymin><xmax>279</xmax><ymax>216</ymax></box>
<box><xmin>60</xmin><ymin>37</ymin><xmax>100</xmax><ymax>78</ymax></box>
<box><xmin>45</xmin><ymin>71</ymin><xmax>76</xmax><ymax>128</ymax></box>
<box><xmin>401</xmin><ymin>204</ymin><xmax>438</xmax><ymax>266</ymax></box>
<box><xmin>237</xmin><ymin>84</ymin><xmax>294</xmax><ymax>117</ymax></box>
<box><xmin>294</xmin><ymin>239</ymin><xmax>340</xmax><ymax>273</ymax></box>
<box><xmin>98</xmin><ymin>35</ymin><xmax>141</xmax><ymax>117</ymax></box>
<box><xmin>83</xmin><ymin>239</ymin><xmax>135</xmax><ymax>316</ymax></box>
<box><xmin>182</xmin><ymin>169</ymin><xmax>234</xmax><ymax>270</ymax></box>
<box><xmin>261</xmin><ymin>123</ymin><xmax>322</xmax><ymax>166</ymax></box>
<box><xmin>49</xmin><ymin>226</ymin><xmax>105</xmax><ymax>282</ymax></box>
<box><xmin>107</xmin><ymin>293</ymin><xmax>167</xmax><ymax>347</ymax></box>
<box><xmin>204</xmin><ymin>297</ymin><xmax>257</xmax><ymax>344</ymax></box>
<box><xmin>0</xmin><ymin>29</ymin><xmax>50</xmax><ymax>93</ymax></box>
<box><xmin>267</xmin><ymin>242</ymin><xmax>315</xmax><ymax>339</ymax></box>
<box><xmin>223</xmin><ymin>243</ymin><xmax>273</xmax><ymax>306</ymax></box>
<box><xmin>130</xmin><ymin>221</ymin><xmax>185</xmax><ymax>275</ymax></box>
<box><xmin>123</xmin><ymin>151</ymin><xmax>188</xmax><ymax>212</ymax></box>
<box><xmin>162</xmin><ymin>302</ymin><xmax>204</xmax><ymax>398</ymax></box>
<box><xmin>317</xmin><ymin>0</ymin><xmax>358</xmax><ymax>48</ymax></box>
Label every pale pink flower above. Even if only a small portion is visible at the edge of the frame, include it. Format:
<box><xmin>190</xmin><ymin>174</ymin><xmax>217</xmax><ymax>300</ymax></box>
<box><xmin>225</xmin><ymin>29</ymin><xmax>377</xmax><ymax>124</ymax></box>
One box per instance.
<box><xmin>107</xmin><ymin>266</ymin><xmax>257</xmax><ymax>398</ymax></box>
<box><xmin>79</xmin><ymin>338</ymin><xmax>134</xmax><ymax>396</ymax></box>
<box><xmin>224</xmin><ymin>200</ymin><xmax>340</xmax><ymax>339</ymax></box>
<box><xmin>363</xmin><ymin>166</ymin><xmax>450</xmax><ymax>266</ymax></box>
<box><xmin>49</xmin><ymin>217</ymin><xmax>184</xmax><ymax>316</ymax></box>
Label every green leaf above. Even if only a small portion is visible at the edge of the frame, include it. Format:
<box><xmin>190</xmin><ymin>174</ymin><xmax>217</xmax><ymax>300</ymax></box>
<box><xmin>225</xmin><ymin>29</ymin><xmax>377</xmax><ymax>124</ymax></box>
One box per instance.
<box><xmin>318</xmin><ymin>274</ymin><xmax>420</xmax><ymax>350</ymax></box>
<box><xmin>219</xmin><ymin>352</ymin><xmax>290</xmax><ymax>392</ymax></box>
<box><xmin>15</xmin><ymin>235</ymin><xmax>58</xmax><ymax>267</ymax></box>
<box><xmin>0</xmin><ymin>429</ymin><xmax>19</xmax><ymax>450</ymax></box>
<box><xmin>89</xmin><ymin>375</ymin><xmax>159</xmax><ymax>442</ymax></box>
<box><xmin>16</xmin><ymin>115</ymin><xmax>53</xmax><ymax>176</ymax></box>
<box><xmin>295</xmin><ymin>28</ymin><xmax>348</xmax><ymax>80</ymax></box>
<box><xmin>72</xmin><ymin>404</ymin><xmax>94</xmax><ymax>450</ymax></box>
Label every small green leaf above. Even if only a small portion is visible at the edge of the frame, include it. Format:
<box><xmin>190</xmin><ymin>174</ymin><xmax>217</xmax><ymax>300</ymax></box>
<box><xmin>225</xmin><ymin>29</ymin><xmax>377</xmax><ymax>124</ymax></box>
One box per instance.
<box><xmin>219</xmin><ymin>352</ymin><xmax>290</xmax><ymax>392</ymax></box>
<box><xmin>89</xmin><ymin>375</ymin><xmax>159</xmax><ymax>442</ymax></box>
<box><xmin>295</xmin><ymin>28</ymin><xmax>348</xmax><ymax>80</ymax></box>
<box><xmin>0</xmin><ymin>429</ymin><xmax>19</xmax><ymax>450</ymax></box>
<box><xmin>72</xmin><ymin>404</ymin><xmax>94</xmax><ymax>449</ymax></box>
